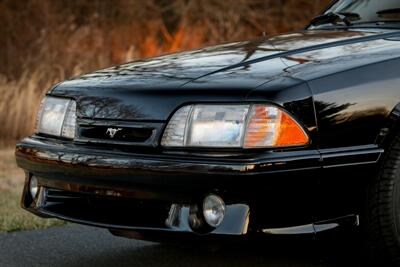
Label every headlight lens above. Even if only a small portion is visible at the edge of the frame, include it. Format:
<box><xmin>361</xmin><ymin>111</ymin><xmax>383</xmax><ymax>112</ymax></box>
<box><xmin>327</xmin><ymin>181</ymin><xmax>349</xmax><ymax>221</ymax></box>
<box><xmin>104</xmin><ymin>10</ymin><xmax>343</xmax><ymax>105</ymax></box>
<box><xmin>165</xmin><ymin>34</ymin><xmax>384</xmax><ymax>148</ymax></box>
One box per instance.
<box><xmin>187</xmin><ymin>105</ymin><xmax>249</xmax><ymax>147</ymax></box>
<box><xmin>161</xmin><ymin>104</ymin><xmax>309</xmax><ymax>148</ymax></box>
<box><xmin>36</xmin><ymin>96</ymin><xmax>77</xmax><ymax>139</ymax></box>
<box><xmin>60</xmin><ymin>101</ymin><xmax>77</xmax><ymax>139</ymax></box>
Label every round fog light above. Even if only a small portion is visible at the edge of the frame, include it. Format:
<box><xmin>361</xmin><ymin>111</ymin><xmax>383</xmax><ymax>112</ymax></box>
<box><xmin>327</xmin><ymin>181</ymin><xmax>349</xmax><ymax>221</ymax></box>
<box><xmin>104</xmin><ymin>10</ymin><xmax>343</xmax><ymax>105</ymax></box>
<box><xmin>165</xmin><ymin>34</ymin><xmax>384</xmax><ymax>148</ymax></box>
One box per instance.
<box><xmin>29</xmin><ymin>176</ymin><xmax>39</xmax><ymax>199</ymax></box>
<box><xmin>203</xmin><ymin>194</ymin><xmax>225</xmax><ymax>228</ymax></box>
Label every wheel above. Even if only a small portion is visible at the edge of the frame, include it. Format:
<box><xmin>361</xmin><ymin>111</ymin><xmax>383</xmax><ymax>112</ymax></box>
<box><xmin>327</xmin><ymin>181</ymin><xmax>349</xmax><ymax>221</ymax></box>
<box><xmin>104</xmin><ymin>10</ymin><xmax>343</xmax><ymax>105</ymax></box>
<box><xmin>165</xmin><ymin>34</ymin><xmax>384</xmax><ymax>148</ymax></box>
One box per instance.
<box><xmin>366</xmin><ymin>134</ymin><xmax>400</xmax><ymax>265</ymax></box>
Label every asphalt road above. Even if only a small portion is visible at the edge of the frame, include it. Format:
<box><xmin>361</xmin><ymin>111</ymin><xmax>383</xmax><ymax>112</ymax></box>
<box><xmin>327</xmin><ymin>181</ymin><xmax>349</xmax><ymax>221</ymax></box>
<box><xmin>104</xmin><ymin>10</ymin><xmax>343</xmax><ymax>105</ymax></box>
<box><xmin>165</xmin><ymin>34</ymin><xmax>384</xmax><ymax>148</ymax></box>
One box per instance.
<box><xmin>0</xmin><ymin>224</ymin><xmax>364</xmax><ymax>267</ymax></box>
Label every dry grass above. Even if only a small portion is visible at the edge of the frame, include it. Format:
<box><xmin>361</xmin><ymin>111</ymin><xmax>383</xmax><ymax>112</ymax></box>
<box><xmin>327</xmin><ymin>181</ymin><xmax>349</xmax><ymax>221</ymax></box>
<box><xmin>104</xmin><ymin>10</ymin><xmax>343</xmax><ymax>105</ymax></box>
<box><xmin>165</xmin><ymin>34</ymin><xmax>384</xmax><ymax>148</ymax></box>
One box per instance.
<box><xmin>0</xmin><ymin>148</ymin><xmax>65</xmax><ymax>232</ymax></box>
<box><xmin>0</xmin><ymin>72</ymin><xmax>53</xmax><ymax>143</ymax></box>
<box><xmin>0</xmin><ymin>148</ymin><xmax>23</xmax><ymax>191</ymax></box>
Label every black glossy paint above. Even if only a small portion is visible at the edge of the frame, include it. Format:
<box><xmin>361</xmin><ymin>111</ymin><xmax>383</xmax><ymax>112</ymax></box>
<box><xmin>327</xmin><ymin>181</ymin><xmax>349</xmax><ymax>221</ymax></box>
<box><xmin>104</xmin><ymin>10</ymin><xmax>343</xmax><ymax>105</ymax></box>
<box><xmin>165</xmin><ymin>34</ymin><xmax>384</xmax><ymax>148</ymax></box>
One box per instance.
<box><xmin>15</xmin><ymin>15</ymin><xmax>400</xmax><ymax>238</ymax></box>
<box><xmin>50</xmin><ymin>29</ymin><xmax>400</xmax><ymax>150</ymax></box>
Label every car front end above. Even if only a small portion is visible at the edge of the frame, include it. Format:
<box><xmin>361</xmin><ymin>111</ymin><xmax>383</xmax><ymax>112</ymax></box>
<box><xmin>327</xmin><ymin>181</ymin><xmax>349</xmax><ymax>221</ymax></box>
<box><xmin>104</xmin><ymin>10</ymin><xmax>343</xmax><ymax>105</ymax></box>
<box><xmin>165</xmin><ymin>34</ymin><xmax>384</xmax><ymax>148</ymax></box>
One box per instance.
<box><xmin>17</xmin><ymin>93</ymin><xmax>332</xmax><ymax>239</ymax></box>
<box><xmin>15</xmin><ymin>2</ymin><xmax>400</xmax><ymax>265</ymax></box>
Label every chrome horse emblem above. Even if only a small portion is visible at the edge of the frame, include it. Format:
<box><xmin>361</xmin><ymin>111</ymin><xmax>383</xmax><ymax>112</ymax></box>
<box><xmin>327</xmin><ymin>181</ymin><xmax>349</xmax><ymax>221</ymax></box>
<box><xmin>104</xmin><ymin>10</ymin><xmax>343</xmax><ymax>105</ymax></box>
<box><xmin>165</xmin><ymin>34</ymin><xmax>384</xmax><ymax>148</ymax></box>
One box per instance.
<box><xmin>106</xmin><ymin>128</ymin><xmax>122</xmax><ymax>138</ymax></box>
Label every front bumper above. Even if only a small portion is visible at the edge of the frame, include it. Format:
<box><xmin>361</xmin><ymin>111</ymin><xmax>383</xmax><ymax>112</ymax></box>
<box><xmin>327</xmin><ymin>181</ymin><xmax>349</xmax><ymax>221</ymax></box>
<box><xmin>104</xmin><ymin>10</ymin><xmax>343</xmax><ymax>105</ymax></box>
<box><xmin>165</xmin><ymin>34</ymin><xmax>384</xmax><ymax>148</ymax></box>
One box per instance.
<box><xmin>16</xmin><ymin>137</ymin><xmax>378</xmax><ymax>238</ymax></box>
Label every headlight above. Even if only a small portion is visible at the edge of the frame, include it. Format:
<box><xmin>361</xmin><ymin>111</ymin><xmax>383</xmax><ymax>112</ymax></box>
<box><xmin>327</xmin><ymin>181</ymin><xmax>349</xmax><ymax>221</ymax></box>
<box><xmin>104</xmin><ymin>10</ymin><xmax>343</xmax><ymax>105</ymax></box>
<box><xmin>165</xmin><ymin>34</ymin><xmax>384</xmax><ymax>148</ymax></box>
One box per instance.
<box><xmin>35</xmin><ymin>96</ymin><xmax>77</xmax><ymax>139</ymax></box>
<box><xmin>161</xmin><ymin>104</ymin><xmax>309</xmax><ymax>148</ymax></box>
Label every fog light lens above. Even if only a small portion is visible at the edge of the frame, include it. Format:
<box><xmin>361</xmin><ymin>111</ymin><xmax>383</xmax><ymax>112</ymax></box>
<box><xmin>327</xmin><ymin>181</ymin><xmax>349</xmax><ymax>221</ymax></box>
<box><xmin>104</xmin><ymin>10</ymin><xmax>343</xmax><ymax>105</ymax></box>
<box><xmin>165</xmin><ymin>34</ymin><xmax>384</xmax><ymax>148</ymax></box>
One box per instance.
<box><xmin>203</xmin><ymin>194</ymin><xmax>225</xmax><ymax>227</ymax></box>
<box><xmin>29</xmin><ymin>176</ymin><xmax>39</xmax><ymax>199</ymax></box>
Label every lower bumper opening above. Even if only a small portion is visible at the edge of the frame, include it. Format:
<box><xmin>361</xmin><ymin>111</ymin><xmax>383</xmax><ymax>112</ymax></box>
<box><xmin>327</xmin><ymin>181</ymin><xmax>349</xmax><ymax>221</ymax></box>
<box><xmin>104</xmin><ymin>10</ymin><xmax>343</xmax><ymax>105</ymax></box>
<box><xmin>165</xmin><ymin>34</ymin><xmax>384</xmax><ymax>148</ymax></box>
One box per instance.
<box><xmin>24</xmin><ymin>184</ymin><xmax>251</xmax><ymax>235</ymax></box>
<box><xmin>37</xmin><ymin>188</ymin><xmax>172</xmax><ymax>229</ymax></box>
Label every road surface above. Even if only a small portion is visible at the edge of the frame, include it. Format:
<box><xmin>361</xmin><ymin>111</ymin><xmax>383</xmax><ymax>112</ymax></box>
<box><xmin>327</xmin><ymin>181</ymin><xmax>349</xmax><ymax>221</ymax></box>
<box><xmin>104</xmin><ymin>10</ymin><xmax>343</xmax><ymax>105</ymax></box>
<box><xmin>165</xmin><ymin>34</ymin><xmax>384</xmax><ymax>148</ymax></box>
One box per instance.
<box><xmin>0</xmin><ymin>224</ymin><xmax>363</xmax><ymax>267</ymax></box>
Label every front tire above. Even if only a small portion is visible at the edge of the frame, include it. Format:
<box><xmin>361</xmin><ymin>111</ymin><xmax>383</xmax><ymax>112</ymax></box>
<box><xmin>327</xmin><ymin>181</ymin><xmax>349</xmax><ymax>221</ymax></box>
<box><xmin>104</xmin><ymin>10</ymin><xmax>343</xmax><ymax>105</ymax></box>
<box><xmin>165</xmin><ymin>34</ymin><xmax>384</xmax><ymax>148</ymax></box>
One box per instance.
<box><xmin>366</xmin><ymin>134</ymin><xmax>400</xmax><ymax>265</ymax></box>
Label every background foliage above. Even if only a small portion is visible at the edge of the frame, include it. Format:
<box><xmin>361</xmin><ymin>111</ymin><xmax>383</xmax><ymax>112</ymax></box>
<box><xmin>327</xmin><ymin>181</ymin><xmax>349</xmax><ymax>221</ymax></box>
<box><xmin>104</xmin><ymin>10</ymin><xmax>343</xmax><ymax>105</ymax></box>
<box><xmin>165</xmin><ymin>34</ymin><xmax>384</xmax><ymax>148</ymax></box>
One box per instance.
<box><xmin>0</xmin><ymin>0</ymin><xmax>330</xmax><ymax>144</ymax></box>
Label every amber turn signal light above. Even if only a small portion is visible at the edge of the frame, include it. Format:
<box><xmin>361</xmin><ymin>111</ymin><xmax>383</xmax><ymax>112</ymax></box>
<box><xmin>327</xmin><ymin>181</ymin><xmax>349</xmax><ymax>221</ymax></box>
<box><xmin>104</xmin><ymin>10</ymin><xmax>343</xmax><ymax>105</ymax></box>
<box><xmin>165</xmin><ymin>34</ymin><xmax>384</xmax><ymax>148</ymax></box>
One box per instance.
<box><xmin>244</xmin><ymin>104</ymin><xmax>309</xmax><ymax>148</ymax></box>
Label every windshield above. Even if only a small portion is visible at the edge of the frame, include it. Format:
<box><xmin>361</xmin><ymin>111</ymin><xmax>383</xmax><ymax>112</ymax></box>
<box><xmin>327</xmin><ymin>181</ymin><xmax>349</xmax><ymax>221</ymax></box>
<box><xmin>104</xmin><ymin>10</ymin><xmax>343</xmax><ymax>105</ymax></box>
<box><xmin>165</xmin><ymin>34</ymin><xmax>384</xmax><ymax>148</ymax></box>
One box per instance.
<box><xmin>313</xmin><ymin>0</ymin><xmax>400</xmax><ymax>28</ymax></box>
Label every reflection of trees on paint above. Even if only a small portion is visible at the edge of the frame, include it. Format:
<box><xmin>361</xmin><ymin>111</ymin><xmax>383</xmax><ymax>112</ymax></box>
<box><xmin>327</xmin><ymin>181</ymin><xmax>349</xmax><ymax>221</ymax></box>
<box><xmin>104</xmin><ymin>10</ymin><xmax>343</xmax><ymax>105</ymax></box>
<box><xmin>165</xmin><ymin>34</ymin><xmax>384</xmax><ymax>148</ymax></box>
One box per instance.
<box><xmin>315</xmin><ymin>101</ymin><xmax>355</xmax><ymax>127</ymax></box>
<box><xmin>79</xmin><ymin>97</ymin><xmax>145</xmax><ymax>120</ymax></box>
<box><xmin>315</xmin><ymin>101</ymin><xmax>389</xmax><ymax>146</ymax></box>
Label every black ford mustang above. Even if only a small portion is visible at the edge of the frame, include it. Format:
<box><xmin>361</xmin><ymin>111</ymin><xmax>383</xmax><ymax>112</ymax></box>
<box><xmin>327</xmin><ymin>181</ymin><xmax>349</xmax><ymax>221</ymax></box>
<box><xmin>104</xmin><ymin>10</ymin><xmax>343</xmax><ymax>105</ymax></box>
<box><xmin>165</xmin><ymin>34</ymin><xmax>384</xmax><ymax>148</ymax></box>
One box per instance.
<box><xmin>15</xmin><ymin>0</ymin><xmax>400</xmax><ymax>265</ymax></box>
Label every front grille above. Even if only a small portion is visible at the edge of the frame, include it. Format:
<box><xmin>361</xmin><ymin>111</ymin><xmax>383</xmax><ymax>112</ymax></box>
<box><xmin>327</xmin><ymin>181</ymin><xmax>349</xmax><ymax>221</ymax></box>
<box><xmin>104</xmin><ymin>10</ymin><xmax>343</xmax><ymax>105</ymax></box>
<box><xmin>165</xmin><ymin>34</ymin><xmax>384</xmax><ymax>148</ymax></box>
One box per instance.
<box><xmin>79</xmin><ymin>125</ymin><xmax>154</xmax><ymax>142</ymax></box>
<box><xmin>76</xmin><ymin>119</ymin><xmax>164</xmax><ymax>147</ymax></box>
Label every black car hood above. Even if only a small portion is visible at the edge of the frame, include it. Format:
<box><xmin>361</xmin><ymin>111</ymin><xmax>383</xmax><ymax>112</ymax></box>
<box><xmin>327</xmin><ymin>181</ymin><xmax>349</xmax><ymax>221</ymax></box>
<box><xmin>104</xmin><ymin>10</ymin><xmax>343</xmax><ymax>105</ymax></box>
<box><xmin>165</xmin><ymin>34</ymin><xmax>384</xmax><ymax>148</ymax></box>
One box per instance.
<box><xmin>51</xmin><ymin>29</ymin><xmax>400</xmax><ymax>121</ymax></box>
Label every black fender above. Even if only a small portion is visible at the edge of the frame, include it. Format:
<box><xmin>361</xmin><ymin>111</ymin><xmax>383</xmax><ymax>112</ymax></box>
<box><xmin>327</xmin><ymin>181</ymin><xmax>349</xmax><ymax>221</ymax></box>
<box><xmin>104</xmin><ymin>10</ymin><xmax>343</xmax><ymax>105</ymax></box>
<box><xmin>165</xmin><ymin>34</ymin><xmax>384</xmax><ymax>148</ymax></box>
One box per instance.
<box><xmin>379</xmin><ymin>103</ymin><xmax>400</xmax><ymax>151</ymax></box>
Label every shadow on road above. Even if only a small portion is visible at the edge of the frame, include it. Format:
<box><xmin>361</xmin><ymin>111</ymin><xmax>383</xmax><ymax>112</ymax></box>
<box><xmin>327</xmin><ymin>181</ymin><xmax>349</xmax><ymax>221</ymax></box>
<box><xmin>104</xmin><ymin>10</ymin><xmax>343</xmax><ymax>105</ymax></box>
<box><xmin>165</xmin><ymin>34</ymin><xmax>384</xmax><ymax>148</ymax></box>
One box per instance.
<box><xmin>67</xmin><ymin>232</ymin><xmax>364</xmax><ymax>267</ymax></box>
<box><xmin>0</xmin><ymin>225</ymin><xmax>366</xmax><ymax>267</ymax></box>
